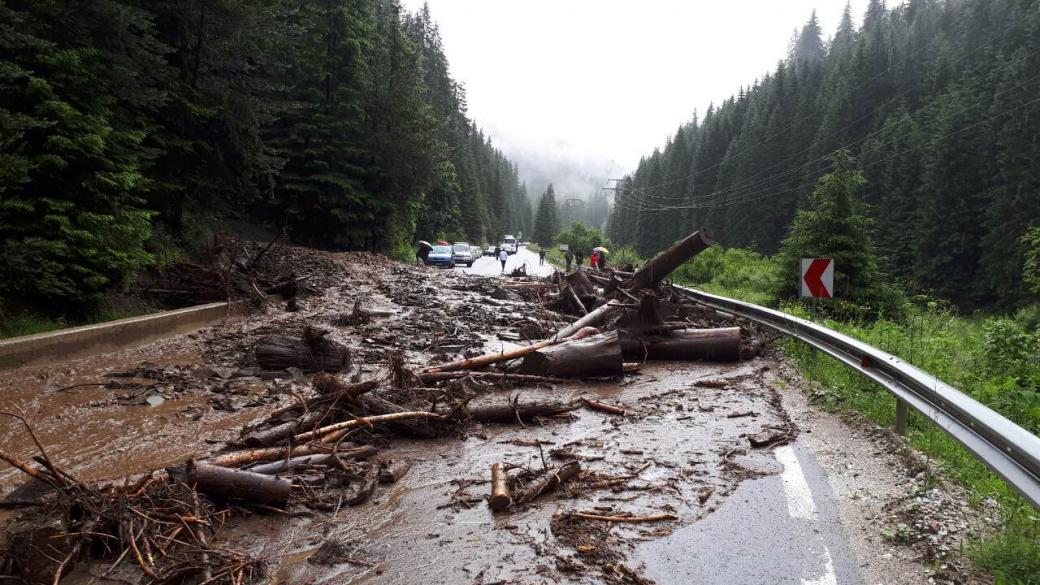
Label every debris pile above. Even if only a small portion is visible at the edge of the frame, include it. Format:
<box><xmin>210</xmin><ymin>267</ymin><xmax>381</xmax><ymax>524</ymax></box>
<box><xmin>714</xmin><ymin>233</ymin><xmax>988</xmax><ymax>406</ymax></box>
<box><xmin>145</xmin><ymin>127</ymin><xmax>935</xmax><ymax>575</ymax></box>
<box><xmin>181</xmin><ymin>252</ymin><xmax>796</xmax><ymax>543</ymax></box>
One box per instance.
<box><xmin>1</xmin><ymin>229</ymin><xmax>779</xmax><ymax>584</ymax></box>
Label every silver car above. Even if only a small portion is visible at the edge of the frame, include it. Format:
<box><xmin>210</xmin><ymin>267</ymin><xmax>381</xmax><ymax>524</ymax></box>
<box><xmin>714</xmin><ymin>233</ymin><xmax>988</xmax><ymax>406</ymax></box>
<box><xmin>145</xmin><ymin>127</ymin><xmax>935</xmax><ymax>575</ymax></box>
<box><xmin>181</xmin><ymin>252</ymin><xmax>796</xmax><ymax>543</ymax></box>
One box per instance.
<box><xmin>452</xmin><ymin>242</ymin><xmax>475</xmax><ymax>267</ymax></box>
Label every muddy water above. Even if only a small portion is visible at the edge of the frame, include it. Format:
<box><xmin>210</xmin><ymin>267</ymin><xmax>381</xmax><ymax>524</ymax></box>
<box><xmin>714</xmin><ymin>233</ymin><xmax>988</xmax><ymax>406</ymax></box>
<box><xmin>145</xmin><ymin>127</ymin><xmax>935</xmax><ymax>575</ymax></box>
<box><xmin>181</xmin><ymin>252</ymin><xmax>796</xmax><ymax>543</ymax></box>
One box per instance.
<box><xmin>198</xmin><ymin>360</ymin><xmax>790</xmax><ymax>585</ymax></box>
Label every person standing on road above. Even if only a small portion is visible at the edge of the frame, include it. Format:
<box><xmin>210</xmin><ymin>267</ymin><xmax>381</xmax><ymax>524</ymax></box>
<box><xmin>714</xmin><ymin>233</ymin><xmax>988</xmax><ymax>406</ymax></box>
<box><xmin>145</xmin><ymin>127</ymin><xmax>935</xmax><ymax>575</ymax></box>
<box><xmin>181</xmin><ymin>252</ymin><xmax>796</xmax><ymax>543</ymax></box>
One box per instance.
<box><xmin>564</xmin><ymin>249</ymin><xmax>573</xmax><ymax>271</ymax></box>
<box><xmin>416</xmin><ymin>241</ymin><xmax>432</xmax><ymax>266</ymax></box>
<box><xmin>539</xmin><ymin>249</ymin><xmax>546</xmax><ymax>266</ymax></box>
<box><xmin>499</xmin><ymin>248</ymin><xmax>508</xmax><ymax>273</ymax></box>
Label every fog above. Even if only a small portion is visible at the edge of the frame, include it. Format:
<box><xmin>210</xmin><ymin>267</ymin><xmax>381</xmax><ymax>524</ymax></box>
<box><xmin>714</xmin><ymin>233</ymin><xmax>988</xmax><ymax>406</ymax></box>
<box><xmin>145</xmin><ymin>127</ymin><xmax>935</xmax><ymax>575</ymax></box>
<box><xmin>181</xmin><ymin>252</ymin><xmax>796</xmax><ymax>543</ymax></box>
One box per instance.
<box><xmin>402</xmin><ymin>0</ymin><xmax>869</xmax><ymax>194</ymax></box>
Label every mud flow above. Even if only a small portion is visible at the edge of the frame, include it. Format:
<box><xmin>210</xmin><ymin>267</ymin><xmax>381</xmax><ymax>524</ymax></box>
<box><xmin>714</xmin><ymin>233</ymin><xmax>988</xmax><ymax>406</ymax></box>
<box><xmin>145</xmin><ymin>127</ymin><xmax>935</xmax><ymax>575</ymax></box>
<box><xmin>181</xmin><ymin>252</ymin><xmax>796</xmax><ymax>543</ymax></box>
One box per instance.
<box><xmin>1</xmin><ymin>243</ymin><xmax>794</xmax><ymax>584</ymax></box>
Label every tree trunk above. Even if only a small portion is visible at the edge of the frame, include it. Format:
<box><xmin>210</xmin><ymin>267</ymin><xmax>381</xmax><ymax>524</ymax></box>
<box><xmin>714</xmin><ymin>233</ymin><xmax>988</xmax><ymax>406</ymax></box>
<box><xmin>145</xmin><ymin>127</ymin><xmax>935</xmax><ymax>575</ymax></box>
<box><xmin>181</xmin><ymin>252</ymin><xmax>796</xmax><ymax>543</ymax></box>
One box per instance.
<box><xmin>356</xmin><ymin>394</ymin><xmax>441</xmax><ymax>438</ymax></box>
<box><xmin>255</xmin><ymin>329</ymin><xmax>350</xmax><ymax>373</ymax></box>
<box><xmin>566</xmin><ymin>269</ymin><xmax>597</xmax><ymax>298</ymax></box>
<box><xmin>621</xmin><ymin>229</ymin><xmax>714</xmax><ymax>292</ymax></box>
<box><xmin>620</xmin><ymin>327</ymin><xmax>741</xmax><ymax>362</ymax></box>
<box><xmin>490</xmin><ymin>463</ymin><xmax>511</xmax><ymax>511</ymax></box>
<box><xmin>312</xmin><ymin>373</ymin><xmax>378</xmax><ymax>398</ymax></box>
<box><xmin>247</xmin><ymin>446</ymin><xmax>378</xmax><ymax>475</ymax></box>
<box><xmin>423</xmin><ymin>326</ymin><xmax>601</xmax><ymax>373</ymax></box>
<box><xmin>241</xmin><ymin>409</ymin><xmax>325</xmax><ymax>447</ymax></box>
<box><xmin>519</xmin><ymin>332</ymin><xmax>624</xmax><ymax>378</ymax></box>
<box><xmin>467</xmin><ymin>400</ymin><xmax>577</xmax><ymax>423</ymax></box>
<box><xmin>188</xmin><ymin>462</ymin><xmax>293</xmax><ymax>507</ymax></box>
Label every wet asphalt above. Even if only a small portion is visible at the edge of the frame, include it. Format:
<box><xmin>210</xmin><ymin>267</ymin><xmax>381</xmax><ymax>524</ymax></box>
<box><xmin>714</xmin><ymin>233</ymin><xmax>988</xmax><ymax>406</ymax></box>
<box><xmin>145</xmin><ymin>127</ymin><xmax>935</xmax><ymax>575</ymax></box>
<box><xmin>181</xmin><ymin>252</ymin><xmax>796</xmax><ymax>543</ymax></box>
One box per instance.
<box><xmin>456</xmin><ymin>246</ymin><xmax>555</xmax><ymax>278</ymax></box>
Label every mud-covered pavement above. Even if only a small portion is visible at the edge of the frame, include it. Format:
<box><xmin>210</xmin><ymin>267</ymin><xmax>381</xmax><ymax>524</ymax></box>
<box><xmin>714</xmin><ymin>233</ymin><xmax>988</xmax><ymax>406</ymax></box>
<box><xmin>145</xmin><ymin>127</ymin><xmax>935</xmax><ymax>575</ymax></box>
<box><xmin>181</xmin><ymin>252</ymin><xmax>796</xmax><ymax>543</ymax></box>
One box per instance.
<box><xmin>0</xmin><ymin>248</ymin><xmax>986</xmax><ymax>585</ymax></box>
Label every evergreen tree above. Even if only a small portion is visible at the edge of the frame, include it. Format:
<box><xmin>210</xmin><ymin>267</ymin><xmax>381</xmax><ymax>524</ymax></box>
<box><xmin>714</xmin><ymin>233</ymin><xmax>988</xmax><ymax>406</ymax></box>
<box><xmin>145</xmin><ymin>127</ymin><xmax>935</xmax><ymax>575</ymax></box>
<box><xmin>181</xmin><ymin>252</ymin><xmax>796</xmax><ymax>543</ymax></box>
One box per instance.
<box><xmin>532</xmin><ymin>184</ymin><xmax>560</xmax><ymax>246</ymax></box>
<box><xmin>774</xmin><ymin>150</ymin><xmax>886</xmax><ymax>309</ymax></box>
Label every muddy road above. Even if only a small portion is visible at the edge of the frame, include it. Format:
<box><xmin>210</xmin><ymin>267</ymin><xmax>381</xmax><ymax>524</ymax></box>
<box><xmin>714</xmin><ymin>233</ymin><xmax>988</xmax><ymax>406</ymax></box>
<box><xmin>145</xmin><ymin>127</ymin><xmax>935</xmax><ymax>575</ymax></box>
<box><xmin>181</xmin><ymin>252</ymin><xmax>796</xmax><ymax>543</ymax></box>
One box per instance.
<box><xmin>0</xmin><ymin>248</ymin><xmax>983</xmax><ymax>585</ymax></box>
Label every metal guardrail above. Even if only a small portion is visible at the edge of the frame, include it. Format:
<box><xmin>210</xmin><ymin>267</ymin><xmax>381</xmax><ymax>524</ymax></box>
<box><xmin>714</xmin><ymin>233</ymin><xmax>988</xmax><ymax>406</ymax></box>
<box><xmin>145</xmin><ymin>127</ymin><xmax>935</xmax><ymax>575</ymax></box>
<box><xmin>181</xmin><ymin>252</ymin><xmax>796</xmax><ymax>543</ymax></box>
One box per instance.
<box><xmin>676</xmin><ymin>286</ymin><xmax>1040</xmax><ymax>508</ymax></box>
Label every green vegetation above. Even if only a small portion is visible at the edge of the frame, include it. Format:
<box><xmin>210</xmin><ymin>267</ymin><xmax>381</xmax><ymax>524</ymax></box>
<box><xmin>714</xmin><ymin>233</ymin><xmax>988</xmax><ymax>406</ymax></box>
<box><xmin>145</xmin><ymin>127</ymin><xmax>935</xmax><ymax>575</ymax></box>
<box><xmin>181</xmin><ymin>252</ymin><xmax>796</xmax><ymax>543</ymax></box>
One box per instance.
<box><xmin>1</xmin><ymin>0</ymin><xmax>531</xmax><ymax>319</ymax></box>
<box><xmin>554</xmin><ymin>221</ymin><xmax>607</xmax><ymax>258</ymax></box>
<box><xmin>608</xmin><ymin>0</ymin><xmax>1040</xmax><ymax>311</ymax></box>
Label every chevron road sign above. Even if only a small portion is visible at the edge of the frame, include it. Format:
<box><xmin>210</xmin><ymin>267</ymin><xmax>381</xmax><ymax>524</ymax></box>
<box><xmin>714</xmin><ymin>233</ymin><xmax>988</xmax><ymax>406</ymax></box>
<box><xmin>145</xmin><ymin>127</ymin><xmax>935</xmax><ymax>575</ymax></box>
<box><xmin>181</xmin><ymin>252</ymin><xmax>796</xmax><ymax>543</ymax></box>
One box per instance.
<box><xmin>801</xmin><ymin>258</ymin><xmax>834</xmax><ymax>298</ymax></box>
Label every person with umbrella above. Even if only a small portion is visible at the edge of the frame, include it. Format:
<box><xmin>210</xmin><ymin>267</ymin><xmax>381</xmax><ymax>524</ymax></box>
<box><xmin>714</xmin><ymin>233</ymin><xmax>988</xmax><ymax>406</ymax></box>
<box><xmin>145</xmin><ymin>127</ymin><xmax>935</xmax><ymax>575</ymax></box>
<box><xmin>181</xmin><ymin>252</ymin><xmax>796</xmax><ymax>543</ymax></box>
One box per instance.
<box><xmin>593</xmin><ymin>246</ymin><xmax>609</xmax><ymax>269</ymax></box>
<box><xmin>590</xmin><ymin>249</ymin><xmax>599</xmax><ymax>269</ymax></box>
<box><xmin>416</xmin><ymin>240</ymin><xmax>433</xmax><ymax>265</ymax></box>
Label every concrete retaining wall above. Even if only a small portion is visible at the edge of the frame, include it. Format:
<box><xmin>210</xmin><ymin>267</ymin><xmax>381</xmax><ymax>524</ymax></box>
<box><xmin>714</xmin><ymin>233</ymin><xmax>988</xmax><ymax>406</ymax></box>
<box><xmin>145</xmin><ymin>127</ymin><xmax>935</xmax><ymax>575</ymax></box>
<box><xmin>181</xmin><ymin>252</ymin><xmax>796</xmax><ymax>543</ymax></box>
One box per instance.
<box><xmin>0</xmin><ymin>302</ymin><xmax>245</xmax><ymax>371</ymax></box>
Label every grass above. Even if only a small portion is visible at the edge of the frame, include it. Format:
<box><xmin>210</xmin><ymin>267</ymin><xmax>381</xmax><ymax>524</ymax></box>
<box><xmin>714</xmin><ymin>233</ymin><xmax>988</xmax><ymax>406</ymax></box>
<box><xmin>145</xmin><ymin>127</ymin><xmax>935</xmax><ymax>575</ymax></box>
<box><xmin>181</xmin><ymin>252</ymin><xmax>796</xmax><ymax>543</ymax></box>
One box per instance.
<box><xmin>0</xmin><ymin>306</ymin><xmax>156</xmax><ymax>340</ymax></box>
<box><xmin>664</xmin><ymin>244</ymin><xmax>1040</xmax><ymax>583</ymax></box>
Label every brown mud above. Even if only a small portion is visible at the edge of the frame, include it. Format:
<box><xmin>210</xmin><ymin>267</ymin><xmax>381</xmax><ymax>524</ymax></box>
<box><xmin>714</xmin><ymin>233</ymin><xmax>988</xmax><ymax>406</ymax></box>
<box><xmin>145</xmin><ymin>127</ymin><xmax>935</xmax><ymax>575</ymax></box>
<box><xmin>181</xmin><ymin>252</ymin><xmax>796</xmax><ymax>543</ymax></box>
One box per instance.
<box><xmin>1</xmin><ymin>248</ymin><xmax>792</xmax><ymax>584</ymax></box>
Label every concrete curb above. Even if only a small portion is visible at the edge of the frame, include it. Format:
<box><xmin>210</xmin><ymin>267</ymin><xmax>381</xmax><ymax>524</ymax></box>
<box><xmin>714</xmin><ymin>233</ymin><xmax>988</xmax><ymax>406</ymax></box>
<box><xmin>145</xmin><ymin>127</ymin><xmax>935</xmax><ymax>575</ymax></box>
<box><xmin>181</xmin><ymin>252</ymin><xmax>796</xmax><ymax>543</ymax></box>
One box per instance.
<box><xmin>0</xmin><ymin>302</ymin><xmax>246</xmax><ymax>371</ymax></box>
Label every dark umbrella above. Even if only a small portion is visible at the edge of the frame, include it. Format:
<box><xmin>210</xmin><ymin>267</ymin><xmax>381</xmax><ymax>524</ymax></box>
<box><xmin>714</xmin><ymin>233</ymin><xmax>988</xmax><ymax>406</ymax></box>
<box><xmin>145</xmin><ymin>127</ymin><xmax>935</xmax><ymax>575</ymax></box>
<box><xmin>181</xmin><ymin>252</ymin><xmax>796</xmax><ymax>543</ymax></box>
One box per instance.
<box><xmin>417</xmin><ymin>240</ymin><xmax>433</xmax><ymax>253</ymax></box>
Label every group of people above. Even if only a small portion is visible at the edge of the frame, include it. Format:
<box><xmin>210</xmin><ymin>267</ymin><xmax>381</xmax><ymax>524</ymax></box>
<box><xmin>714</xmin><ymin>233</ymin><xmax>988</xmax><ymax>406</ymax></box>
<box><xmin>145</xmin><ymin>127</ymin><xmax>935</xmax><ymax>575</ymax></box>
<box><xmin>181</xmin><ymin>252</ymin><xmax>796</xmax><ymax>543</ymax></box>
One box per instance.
<box><xmin>563</xmin><ymin>248</ymin><xmax>607</xmax><ymax>272</ymax></box>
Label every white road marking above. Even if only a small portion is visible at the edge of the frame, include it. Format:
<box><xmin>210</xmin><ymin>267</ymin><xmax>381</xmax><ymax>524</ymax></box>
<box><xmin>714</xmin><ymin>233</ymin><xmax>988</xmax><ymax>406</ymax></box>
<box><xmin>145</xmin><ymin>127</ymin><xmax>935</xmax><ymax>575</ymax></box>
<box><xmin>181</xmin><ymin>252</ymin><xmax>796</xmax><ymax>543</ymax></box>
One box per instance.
<box><xmin>802</xmin><ymin>545</ymin><xmax>838</xmax><ymax>585</ymax></box>
<box><xmin>775</xmin><ymin>445</ymin><xmax>818</xmax><ymax>520</ymax></box>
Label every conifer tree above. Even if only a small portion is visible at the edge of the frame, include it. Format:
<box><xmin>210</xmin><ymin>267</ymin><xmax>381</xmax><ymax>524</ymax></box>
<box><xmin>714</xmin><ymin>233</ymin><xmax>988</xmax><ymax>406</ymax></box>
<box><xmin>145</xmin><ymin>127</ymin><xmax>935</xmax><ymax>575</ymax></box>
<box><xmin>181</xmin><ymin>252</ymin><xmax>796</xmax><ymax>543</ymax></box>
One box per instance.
<box><xmin>532</xmin><ymin>184</ymin><xmax>560</xmax><ymax>246</ymax></box>
<box><xmin>774</xmin><ymin>150</ymin><xmax>884</xmax><ymax>307</ymax></box>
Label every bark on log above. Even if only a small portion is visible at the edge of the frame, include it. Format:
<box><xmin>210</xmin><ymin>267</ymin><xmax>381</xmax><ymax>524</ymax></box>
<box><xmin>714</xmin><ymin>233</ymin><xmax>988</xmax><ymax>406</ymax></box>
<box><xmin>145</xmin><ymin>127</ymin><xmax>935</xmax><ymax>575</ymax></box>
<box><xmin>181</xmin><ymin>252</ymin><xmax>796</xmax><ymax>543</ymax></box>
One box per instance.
<box><xmin>581</xmin><ymin>397</ymin><xmax>627</xmax><ymax>416</ymax></box>
<box><xmin>564</xmin><ymin>282</ymin><xmax>589</xmax><ymax>316</ymax></box>
<box><xmin>519</xmin><ymin>332</ymin><xmax>624</xmax><ymax>378</ymax></box>
<box><xmin>241</xmin><ymin>409</ymin><xmax>325</xmax><ymax>447</ymax></box>
<box><xmin>313</xmin><ymin>373</ymin><xmax>379</xmax><ymax>398</ymax></box>
<box><xmin>247</xmin><ymin>447</ymin><xmax>378</xmax><ymax>474</ymax></box>
<box><xmin>423</xmin><ymin>326</ymin><xmax>601</xmax><ymax>373</ymax></box>
<box><xmin>621</xmin><ymin>229</ymin><xmax>714</xmax><ymax>291</ymax></box>
<box><xmin>554</xmin><ymin>302</ymin><xmax>622</xmax><ymax>341</ymax></box>
<box><xmin>355</xmin><ymin>394</ymin><xmax>441</xmax><ymax>438</ymax></box>
<box><xmin>255</xmin><ymin>329</ymin><xmax>350</xmax><ymax>373</ymax></box>
<box><xmin>188</xmin><ymin>461</ymin><xmax>292</xmax><ymax>507</ymax></box>
<box><xmin>293</xmin><ymin>411</ymin><xmax>445</xmax><ymax>444</ymax></box>
<box><xmin>515</xmin><ymin>461</ymin><xmax>580</xmax><ymax>504</ymax></box>
<box><xmin>490</xmin><ymin>463</ymin><xmax>512</xmax><ymax>511</ymax></box>
<box><xmin>209</xmin><ymin>443</ymin><xmax>345</xmax><ymax>467</ymax></box>
<box><xmin>620</xmin><ymin>327</ymin><xmax>741</xmax><ymax>362</ymax></box>
<box><xmin>566</xmin><ymin>269</ymin><xmax>597</xmax><ymax>298</ymax></box>
<box><xmin>467</xmin><ymin>400</ymin><xmax>577</xmax><ymax>423</ymax></box>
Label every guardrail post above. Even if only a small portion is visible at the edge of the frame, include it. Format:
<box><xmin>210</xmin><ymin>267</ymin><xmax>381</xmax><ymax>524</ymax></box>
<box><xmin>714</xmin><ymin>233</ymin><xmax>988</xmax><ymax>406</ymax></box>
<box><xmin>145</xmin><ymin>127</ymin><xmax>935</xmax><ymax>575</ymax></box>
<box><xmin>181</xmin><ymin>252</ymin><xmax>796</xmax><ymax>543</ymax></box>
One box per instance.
<box><xmin>894</xmin><ymin>398</ymin><xmax>909</xmax><ymax>435</ymax></box>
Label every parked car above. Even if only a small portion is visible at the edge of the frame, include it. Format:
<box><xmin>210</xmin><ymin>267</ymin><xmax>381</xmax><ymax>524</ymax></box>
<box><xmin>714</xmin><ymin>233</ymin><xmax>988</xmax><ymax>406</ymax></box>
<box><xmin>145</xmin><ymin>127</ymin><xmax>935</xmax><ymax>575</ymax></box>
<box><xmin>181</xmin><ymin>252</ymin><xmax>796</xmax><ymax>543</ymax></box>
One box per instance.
<box><xmin>484</xmin><ymin>246</ymin><xmax>495</xmax><ymax>257</ymax></box>
<box><xmin>452</xmin><ymin>242</ymin><xmax>475</xmax><ymax>267</ymax></box>
<box><xmin>426</xmin><ymin>245</ymin><xmax>454</xmax><ymax>268</ymax></box>
<box><xmin>470</xmin><ymin>245</ymin><xmax>482</xmax><ymax>261</ymax></box>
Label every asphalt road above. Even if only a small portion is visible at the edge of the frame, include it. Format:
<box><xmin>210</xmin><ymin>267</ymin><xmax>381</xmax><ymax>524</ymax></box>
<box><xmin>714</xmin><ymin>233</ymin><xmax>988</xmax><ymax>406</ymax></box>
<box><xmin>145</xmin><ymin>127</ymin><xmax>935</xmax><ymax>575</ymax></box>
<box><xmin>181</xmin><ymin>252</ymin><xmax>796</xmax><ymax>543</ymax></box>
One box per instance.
<box><xmin>457</xmin><ymin>245</ymin><xmax>554</xmax><ymax>277</ymax></box>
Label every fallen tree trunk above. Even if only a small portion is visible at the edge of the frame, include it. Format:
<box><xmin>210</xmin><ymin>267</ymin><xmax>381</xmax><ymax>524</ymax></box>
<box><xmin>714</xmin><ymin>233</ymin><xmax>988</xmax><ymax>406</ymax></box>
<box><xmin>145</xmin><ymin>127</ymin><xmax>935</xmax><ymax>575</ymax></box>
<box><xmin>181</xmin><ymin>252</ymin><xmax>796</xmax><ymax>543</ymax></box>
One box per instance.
<box><xmin>210</xmin><ymin>443</ymin><xmax>347</xmax><ymax>467</ymax></box>
<box><xmin>467</xmin><ymin>400</ymin><xmax>577</xmax><ymax>423</ymax></box>
<box><xmin>515</xmin><ymin>461</ymin><xmax>580</xmax><ymax>504</ymax></box>
<box><xmin>554</xmin><ymin>303</ymin><xmax>621</xmax><ymax>341</ymax></box>
<box><xmin>490</xmin><ymin>463</ymin><xmax>512</xmax><ymax>511</ymax></box>
<box><xmin>519</xmin><ymin>332</ymin><xmax>624</xmax><ymax>378</ymax></box>
<box><xmin>247</xmin><ymin>446</ymin><xmax>378</xmax><ymax>474</ymax></box>
<box><xmin>255</xmin><ymin>329</ymin><xmax>350</xmax><ymax>373</ymax></box>
<box><xmin>615</xmin><ymin>229</ymin><xmax>714</xmax><ymax>292</ymax></box>
<box><xmin>356</xmin><ymin>394</ymin><xmax>441</xmax><ymax>438</ymax></box>
<box><xmin>423</xmin><ymin>326</ymin><xmax>601</xmax><ymax>373</ymax></box>
<box><xmin>418</xmin><ymin>371</ymin><xmax>570</xmax><ymax>384</ymax></box>
<box><xmin>566</xmin><ymin>269</ymin><xmax>597</xmax><ymax>298</ymax></box>
<box><xmin>241</xmin><ymin>409</ymin><xmax>326</xmax><ymax>447</ymax></box>
<box><xmin>620</xmin><ymin>327</ymin><xmax>741</xmax><ymax>362</ymax></box>
<box><xmin>293</xmin><ymin>411</ymin><xmax>445</xmax><ymax>444</ymax></box>
<box><xmin>188</xmin><ymin>461</ymin><xmax>292</xmax><ymax>507</ymax></box>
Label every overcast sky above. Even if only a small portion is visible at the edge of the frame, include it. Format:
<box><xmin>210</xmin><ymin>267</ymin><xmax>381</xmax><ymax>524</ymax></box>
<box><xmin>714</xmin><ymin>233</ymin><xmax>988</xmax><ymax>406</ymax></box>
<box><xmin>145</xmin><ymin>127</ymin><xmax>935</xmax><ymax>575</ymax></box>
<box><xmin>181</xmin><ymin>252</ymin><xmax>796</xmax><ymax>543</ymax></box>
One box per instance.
<box><xmin>400</xmin><ymin>0</ymin><xmax>870</xmax><ymax>177</ymax></box>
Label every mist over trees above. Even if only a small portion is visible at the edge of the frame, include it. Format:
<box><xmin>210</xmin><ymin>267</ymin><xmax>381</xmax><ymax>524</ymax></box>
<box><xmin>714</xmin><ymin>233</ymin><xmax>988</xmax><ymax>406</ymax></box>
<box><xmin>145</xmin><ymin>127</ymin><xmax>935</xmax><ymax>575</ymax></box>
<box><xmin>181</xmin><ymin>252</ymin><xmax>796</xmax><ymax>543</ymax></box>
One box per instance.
<box><xmin>0</xmin><ymin>0</ymin><xmax>529</xmax><ymax>314</ymax></box>
<box><xmin>607</xmin><ymin>0</ymin><xmax>1040</xmax><ymax>309</ymax></box>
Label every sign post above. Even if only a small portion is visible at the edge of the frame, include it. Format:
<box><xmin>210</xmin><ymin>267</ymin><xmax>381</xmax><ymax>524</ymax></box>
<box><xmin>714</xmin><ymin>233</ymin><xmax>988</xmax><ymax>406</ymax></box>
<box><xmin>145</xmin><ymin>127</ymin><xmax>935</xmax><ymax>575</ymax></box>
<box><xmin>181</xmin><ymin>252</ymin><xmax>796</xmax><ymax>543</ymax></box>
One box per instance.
<box><xmin>800</xmin><ymin>258</ymin><xmax>834</xmax><ymax>299</ymax></box>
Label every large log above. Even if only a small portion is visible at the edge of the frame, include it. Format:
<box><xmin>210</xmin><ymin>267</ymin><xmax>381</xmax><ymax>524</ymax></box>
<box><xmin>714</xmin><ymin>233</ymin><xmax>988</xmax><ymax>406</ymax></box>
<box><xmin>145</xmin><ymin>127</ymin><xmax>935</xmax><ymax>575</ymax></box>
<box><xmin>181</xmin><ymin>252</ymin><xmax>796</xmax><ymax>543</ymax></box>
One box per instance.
<box><xmin>566</xmin><ymin>269</ymin><xmax>597</xmax><ymax>298</ymax></box>
<box><xmin>247</xmin><ymin>446</ymin><xmax>378</xmax><ymax>474</ymax></box>
<box><xmin>293</xmin><ymin>411</ymin><xmax>445</xmax><ymax>443</ymax></box>
<box><xmin>423</xmin><ymin>326</ymin><xmax>602</xmax><ymax>373</ymax></box>
<box><xmin>618</xmin><ymin>229</ymin><xmax>714</xmax><ymax>292</ymax></box>
<box><xmin>519</xmin><ymin>332</ymin><xmax>624</xmax><ymax>378</ymax></box>
<box><xmin>312</xmin><ymin>373</ymin><xmax>379</xmax><ymax>398</ymax></box>
<box><xmin>467</xmin><ymin>399</ymin><xmax>577</xmax><ymax>423</ymax></box>
<box><xmin>255</xmin><ymin>328</ymin><xmax>350</xmax><ymax>373</ymax></box>
<box><xmin>187</xmin><ymin>461</ymin><xmax>292</xmax><ymax>507</ymax></box>
<box><xmin>620</xmin><ymin>327</ymin><xmax>741</xmax><ymax>362</ymax></box>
